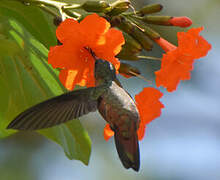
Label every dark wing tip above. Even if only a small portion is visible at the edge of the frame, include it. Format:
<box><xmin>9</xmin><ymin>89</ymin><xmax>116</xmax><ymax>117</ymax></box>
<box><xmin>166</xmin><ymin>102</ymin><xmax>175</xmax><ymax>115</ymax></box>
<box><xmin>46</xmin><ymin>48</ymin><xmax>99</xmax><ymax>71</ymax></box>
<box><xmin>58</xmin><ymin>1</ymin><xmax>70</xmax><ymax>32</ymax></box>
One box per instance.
<box><xmin>6</xmin><ymin>88</ymin><xmax>99</xmax><ymax>131</ymax></box>
<box><xmin>6</xmin><ymin>125</ymin><xmax>31</xmax><ymax>131</ymax></box>
<box><xmin>6</xmin><ymin>117</ymin><xmax>26</xmax><ymax>130</ymax></box>
<box><xmin>6</xmin><ymin>117</ymin><xmax>36</xmax><ymax>131</ymax></box>
<box><xmin>6</xmin><ymin>124</ymin><xmax>13</xmax><ymax>130</ymax></box>
<box><xmin>6</xmin><ymin>123</ymin><xmax>15</xmax><ymax>130</ymax></box>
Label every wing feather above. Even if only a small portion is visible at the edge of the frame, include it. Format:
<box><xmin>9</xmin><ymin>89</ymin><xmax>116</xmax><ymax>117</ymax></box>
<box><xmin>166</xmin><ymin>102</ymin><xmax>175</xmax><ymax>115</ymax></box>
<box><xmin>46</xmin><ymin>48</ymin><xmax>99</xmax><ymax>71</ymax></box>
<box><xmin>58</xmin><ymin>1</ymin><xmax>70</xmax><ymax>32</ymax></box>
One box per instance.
<box><xmin>7</xmin><ymin>87</ymin><xmax>99</xmax><ymax>130</ymax></box>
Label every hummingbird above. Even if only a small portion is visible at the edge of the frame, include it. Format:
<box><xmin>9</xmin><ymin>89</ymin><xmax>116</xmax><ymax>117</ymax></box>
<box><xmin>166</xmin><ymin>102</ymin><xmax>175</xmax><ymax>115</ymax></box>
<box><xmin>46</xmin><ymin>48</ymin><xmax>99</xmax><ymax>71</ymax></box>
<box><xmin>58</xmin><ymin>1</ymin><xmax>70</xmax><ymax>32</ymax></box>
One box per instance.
<box><xmin>7</xmin><ymin>50</ymin><xmax>140</xmax><ymax>171</ymax></box>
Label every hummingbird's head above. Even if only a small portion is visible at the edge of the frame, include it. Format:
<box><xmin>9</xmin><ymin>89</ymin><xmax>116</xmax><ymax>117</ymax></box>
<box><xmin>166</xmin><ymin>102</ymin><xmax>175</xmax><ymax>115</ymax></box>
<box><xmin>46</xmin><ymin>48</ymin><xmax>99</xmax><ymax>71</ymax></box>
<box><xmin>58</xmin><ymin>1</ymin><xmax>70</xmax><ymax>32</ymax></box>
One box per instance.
<box><xmin>94</xmin><ymin>59</ymin><xmax>116</xmax><ymax>83</ymax></box>
<box><xmin>85</xmin><ymin>47</ymin><xmax>116</xmax><ymax>84</ymax></box>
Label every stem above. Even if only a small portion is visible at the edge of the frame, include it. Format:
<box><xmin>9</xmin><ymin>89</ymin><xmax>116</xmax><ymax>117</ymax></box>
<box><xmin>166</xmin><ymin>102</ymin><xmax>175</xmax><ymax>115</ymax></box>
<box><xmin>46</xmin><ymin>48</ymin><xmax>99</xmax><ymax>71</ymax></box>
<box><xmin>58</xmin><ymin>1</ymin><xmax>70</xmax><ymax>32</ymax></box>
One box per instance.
<box><xmin>19</xmin><ymin>0</ymin><xmax>65</xmax><ymax>19</ymax></box>
<box><xmin>123</xmin><ymin>12</ymin><xmax>134</xmax><ymax>15</ymax></box>
<box><xmin>131</xmin><ymin>15</ymin><xmax>143</xmax><ymax>20</ymax></box>
<box><xmin>138</xmin><ymin>55</ymin><xmax>161</xmax><ymax>61</ymax></box>
<box><xmin>38</xmin><ymin>4</ymin><xmax>58</xmax><ymax>17</ymax></box>
<box><xmin>128</xmin><ymin>4</ymin><xmax>137</xmax><ymax>15</ymax></box>
<box><xmin>123</xmin><ymin>4</ymin><xmax>137</xmax><ymax>16</ymax></box>
<box><xmin>128</xmin><ymin>71</ymin><xmax>152</xmax><ymax>85</ymax></box>
<box><xmin>63</xmin><ymin>4</ymin><xmax>82</xmax><ymax>10</ymax></box>
<box><xmin>28</xmin><ymin>0</ymin><xmax>68</xmax><ymax>8</ymax></box>
<box><xmin>62</xmin><ymin>9</ymin><xmax>81</xmax><ymax>19</ymax></box>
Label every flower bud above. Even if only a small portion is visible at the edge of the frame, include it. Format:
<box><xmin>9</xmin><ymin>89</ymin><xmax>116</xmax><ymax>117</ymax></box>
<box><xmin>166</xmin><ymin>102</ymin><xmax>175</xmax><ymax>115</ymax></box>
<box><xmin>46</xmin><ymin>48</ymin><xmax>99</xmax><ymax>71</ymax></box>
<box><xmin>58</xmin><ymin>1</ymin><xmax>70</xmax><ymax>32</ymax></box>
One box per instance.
<box><xmin>137</xmin><ymin>4</ymin><xmax>163</xmax><ymax>16</ymax></box>
<box><xmin>142</xmin><ymin>16</ymin><xmax>172</xmax><ymax>25</ymax></box>
<box><xmin>117</xmin><ymin>17</ymin><xmax>153</xmax><ymax>51</ymax></box>
<box><xmin>122</xmin><ymin>33</ymin><xmax>142</xmax><ymax>53</ymax></box>
<box><xmin>119</xmin><ymin>63</ymin><xmax>140</xmax><ymax>78</ymax></box>
<box><xmin>108</xmin><ymin>0</ymin><xmax>131</xmax><ymax>16</ymax></box>
<box><xmin>132</xmin><ymin>27</ymin><xmax>153</xmax><ymax>51</ymax></box>
<box><xmin>116</xmin><ymin>51</ymin><xmax>139</xmax><ymax>60</ymax></box>
<box><xmin>168</xmin><ymin>16</ymin><xmax>192</xmax><ymax>27</ymax></box>
<box><xmin>141</xmin><ymin>26</ymin><xmax>160</xmax><ymax>40</ymax></box>
<box><xmin>81</xmin><ymin>1</ymin><xmax>110</xmax><ymax>12</ymax></box>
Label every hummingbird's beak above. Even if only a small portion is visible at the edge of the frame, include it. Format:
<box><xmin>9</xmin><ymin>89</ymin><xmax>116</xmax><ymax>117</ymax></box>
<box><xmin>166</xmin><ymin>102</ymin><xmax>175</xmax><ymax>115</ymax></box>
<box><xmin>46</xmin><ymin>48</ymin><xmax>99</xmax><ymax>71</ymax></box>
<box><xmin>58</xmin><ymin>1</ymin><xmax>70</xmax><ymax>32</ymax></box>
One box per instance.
<box><xmin>84</xmin><ymin>47</ymin><xmax>99</xmax><ymax>61</ymax></box>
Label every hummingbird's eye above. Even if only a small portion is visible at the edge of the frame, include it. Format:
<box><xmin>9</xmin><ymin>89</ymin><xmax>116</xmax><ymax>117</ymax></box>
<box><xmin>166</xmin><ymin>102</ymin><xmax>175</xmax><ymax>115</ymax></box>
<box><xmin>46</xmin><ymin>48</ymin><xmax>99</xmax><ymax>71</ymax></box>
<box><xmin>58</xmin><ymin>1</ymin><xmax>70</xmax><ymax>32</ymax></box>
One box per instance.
<box><xmin>95</xmin><ymin>60</ymin><xmax>100</xmax><ymax>68</ymax></box>
<box><xmin>95</xmin><ymin>61</ymin><xmax>98</xmax><ymax>65</ymax></box>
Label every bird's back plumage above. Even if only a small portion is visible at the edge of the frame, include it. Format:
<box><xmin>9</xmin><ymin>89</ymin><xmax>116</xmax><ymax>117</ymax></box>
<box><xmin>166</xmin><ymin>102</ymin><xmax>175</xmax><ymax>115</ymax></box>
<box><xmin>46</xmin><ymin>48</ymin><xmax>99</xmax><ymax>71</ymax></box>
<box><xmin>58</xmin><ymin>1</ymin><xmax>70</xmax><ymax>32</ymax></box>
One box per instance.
<box><xmin>98</xmin><ymin>81</ymin><xmax>140</xmax><ymax>171</ymax></box>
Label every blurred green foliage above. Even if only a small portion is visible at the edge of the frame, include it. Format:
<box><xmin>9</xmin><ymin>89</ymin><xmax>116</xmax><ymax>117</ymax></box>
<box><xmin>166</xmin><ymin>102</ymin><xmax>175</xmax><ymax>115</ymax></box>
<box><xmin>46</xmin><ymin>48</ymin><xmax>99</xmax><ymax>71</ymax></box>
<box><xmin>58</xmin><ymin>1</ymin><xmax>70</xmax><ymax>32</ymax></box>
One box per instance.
<box><xmin>0</xmin><ymin>0</ymin><xmax>91</xmax><ymax>165</ymax></box>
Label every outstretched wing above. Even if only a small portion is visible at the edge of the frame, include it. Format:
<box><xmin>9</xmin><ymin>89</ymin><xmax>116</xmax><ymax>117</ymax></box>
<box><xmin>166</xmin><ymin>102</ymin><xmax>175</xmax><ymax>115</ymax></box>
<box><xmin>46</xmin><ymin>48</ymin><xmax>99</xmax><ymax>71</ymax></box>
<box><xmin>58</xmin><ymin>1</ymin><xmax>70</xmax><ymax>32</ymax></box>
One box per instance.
<box><xmin>7</xmin><ymin>87</ymin><xmax>98</xmax><ymax>130</ymax></box>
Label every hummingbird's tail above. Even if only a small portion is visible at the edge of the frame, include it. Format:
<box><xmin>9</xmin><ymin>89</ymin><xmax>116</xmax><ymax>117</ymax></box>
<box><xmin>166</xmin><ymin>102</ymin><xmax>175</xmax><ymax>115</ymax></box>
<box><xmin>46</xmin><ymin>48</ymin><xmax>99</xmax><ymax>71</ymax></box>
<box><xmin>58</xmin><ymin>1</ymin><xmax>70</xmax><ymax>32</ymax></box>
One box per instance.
<box><xmin>114</xmin><ymin>130</ymin><xmax>140</xmax><ymax>172</ymax></box>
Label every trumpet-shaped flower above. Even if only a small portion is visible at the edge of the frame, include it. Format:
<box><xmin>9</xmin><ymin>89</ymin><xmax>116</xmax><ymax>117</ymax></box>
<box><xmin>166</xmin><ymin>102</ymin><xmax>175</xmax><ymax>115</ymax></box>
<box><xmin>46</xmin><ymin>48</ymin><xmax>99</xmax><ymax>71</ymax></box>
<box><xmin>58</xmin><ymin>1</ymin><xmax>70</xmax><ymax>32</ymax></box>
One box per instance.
<box><xmin>155</xmin><ymin>27</ymin><xmax>211</xmax><ymax>92</ymax></box>
<box><xmin>48</xmin><ymin>13</ymin><xmax>124</xmax><ymax>90</ymax></box>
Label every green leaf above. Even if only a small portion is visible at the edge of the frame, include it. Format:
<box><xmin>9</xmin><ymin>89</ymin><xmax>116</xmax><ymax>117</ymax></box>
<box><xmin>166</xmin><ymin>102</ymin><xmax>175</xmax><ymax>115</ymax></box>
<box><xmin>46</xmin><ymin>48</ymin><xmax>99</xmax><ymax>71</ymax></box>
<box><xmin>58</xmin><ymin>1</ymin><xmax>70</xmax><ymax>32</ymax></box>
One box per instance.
<box><xmin>0</xmin><ymin>0</ymin><xmax>57</xmax><ymax>49</ymax></box>
<box><xmin>0</xmin><ymin>17</ymin><xmax>91</xmax><ymax>165</ymax></box>
<box><xmin>40</xmin><ymin>121</ymin><xmax>91</xmax><ymax>165</ymax></box>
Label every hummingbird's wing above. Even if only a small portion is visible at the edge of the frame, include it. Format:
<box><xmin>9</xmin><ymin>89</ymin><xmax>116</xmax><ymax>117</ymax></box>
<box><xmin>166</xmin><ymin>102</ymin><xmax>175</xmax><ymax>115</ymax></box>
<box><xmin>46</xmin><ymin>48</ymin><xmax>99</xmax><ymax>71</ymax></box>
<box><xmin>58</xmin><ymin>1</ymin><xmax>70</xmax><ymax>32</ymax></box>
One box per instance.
<box><xmin>7</xmin><ymin>87</ymin><xmax>99</xmax><ymax>130</ymax></box>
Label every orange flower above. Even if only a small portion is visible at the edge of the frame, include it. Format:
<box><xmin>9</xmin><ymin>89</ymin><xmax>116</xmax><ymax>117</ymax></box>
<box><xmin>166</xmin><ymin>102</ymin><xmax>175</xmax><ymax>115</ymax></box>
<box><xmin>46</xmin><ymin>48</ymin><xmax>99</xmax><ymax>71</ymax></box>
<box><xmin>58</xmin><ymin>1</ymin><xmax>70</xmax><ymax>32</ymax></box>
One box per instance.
<box><xmin>48</xmin><ymin>13</ymin><xmax>124</xmax><ymax>90</ymax></box>
<box><xmin>103</xmin><ymin>87</ymin><xmax>164</xmax><ymax>141</ymax></box>
<box><xmin>103</xmin><ymin>124</ymin><xmax>114</xmax><ymax>141</ymax></box>
<box><xmin>135</xmin><ymin>87</ymin><xmax>164</xmax><ymax>140</ymax></box>
<box><xmin>155</xmin><ymin>27</ymin><xmax>211</xmax><ymax>92</ymax></box>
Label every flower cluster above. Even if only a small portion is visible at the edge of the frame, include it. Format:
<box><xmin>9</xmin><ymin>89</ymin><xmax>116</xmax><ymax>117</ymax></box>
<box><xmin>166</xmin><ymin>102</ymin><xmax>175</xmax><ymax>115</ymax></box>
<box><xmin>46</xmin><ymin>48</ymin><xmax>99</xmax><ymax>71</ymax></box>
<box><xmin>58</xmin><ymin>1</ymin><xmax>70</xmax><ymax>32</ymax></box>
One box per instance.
<box><xmin>48</xmin><ymin>2</ymin><xmax>211</xmax><ymax>141</ymax></box>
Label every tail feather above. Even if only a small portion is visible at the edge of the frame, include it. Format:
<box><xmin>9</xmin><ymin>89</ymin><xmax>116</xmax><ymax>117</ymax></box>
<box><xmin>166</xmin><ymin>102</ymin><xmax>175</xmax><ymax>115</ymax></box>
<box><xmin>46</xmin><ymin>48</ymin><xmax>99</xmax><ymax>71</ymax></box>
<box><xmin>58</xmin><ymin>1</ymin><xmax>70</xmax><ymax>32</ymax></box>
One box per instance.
<box><xmin>114</xmin><ymin>131</ymin><xmax>140</xmax><ymax>171</ymax></box>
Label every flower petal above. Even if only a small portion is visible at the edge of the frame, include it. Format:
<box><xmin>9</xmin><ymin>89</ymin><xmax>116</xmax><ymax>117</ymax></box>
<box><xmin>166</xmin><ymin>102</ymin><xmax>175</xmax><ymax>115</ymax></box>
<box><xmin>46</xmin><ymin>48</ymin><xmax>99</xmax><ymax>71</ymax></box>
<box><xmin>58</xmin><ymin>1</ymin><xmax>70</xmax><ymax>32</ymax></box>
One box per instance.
<box><xmin>48</xmin><ymin>42</ymin><xmax>84</xmax><ymax>69</ymax></box>
<box><xmin>56</xmin><ymin>18</ymin><xmax>81</xmax><ymax>43</ymax></box>
<box><xmin>93</xmin><ymin>28</ymin><xmax>124</xmax><ymax>71</ymax></box>
<box><xmin>155</xmin><ymin>49</ymin><xmax>194</xmax><ymax>92</ymax></box>
<box><xmin>137</xmin><ymin>122</ymin><xmax>146</xmax><ymax>140</ymax></box>
<box><xmin>95</xmin><ymin>28</ymin><xmax>125</xmax><ymax>56</ymax></box>
<box><xmin>103</xmin><ymin>124</ymin><xmax>114</xmax><ymax>141</ymax></box>
<box><xmin>59</xmin><ymin>69</ymin><xmax>78</xmax><ymax>90</ymax></box>
<box><xmin>80</xmin><ymin>13</ymin><xmax>111</xmax><ymax>47</ymax></box>
<box><xmin>135</xmin><ymin>87</ymin><xmax>164</xmax><ymax>140</ymax></box>
<box><xmin>59</xmin><ymin>65</ymin><xmax>95</xmax><ymax>91</ymax></box>
<box><xmin>178</xmin><ymin>27</ymin><xmax>212</xmax><ymax>59</ymax></box>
